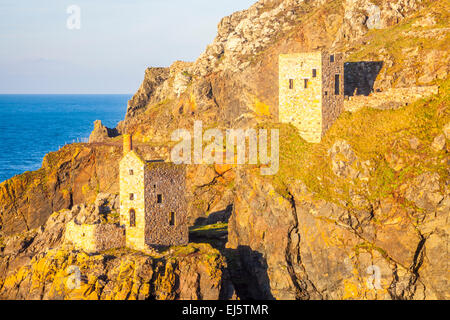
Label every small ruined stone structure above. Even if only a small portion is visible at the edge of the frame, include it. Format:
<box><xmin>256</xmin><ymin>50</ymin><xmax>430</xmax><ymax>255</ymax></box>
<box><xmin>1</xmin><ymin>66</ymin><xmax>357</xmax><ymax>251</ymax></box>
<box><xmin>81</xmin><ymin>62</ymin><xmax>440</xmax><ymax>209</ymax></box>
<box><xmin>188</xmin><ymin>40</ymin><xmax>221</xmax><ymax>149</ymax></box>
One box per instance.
<box><xmin>65</xmin><ymin>220</ymin><xmax>125</xmax><ymax>253</ymax></box>
<box><xmin>119</xmin><ymin>135</ymin><xmax>188</xmax><ymax>250</ymax></box>
<box><xmin>64</xmin><ymin>198</ymin><xmax>126</xmax><ymax>253</ymax></box>
<box><xmin>279</xmin><ymin>52</ymin><xmax>344</xmax><ymax>143</ymax></box>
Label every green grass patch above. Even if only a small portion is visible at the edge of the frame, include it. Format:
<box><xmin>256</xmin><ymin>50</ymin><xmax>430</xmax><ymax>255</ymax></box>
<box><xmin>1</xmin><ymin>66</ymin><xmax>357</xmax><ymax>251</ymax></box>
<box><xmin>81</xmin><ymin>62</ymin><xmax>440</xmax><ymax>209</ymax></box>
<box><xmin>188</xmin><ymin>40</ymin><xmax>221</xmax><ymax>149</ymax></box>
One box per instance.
<box><xmin>263</xmin><ymin>76</ymin><xmax>449</xmax><ymax>206</ymax></box>
<box><xmin>189</xmin><ymin>223</ymin><xmax>228</xmax><ymax>235</ymax></box>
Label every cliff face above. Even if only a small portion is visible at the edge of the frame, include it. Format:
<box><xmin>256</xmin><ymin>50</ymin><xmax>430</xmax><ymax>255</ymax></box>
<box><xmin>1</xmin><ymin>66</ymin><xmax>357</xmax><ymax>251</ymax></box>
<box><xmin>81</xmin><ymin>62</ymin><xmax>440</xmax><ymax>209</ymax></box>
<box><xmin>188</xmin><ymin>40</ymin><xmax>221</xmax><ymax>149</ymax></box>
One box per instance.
<box><xmin>112</xmin><ymin>0</ymin><xmax>448</xmax><ymax>145</ymax></box>
<box><xmin>0</xmin><ymin>197</ymin><xmax>233</xmax><ymax>300</ymax></box>
<box><xmin>228</xmin><ymin>168</ymin><xmax>448</xmax><ymax>300</ymax></box>
<box><xmin>226</xmin><ymin>77</ymin><xmax>449</xmax><ymax>299</ymax></box>
<box><xmin>0</xmin><ymin>144</ymin><xmax>122</xmax><ymax>236</ymax></box>
<box><xmin>0</xmin><ymin>0</ymin><xmax>449</xmax><ymax>300</ymax></box>
<box><xmin>0</xmin><ymin>245</ymin><xmax>230</xmax><ymax>300</ymax></box>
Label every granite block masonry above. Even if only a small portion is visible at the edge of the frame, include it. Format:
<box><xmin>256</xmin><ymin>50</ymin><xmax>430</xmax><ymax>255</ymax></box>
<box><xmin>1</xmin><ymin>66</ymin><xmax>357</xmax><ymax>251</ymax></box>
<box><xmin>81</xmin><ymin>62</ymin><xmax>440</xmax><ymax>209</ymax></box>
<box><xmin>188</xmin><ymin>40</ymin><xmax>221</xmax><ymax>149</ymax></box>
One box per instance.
<box><xmin>119</xmin><ymin>135</ymin><xmax>188</xmax><ymax>250</ymax></box>
<box><xmin>65</xmin><ymin>220</ymin><xmax>125</xmax><ymax>253</ymax></box>
<box><xmin>279</xmin><ymin>52</ymin><xmax>344</xmax><ymax>143</ymax></box>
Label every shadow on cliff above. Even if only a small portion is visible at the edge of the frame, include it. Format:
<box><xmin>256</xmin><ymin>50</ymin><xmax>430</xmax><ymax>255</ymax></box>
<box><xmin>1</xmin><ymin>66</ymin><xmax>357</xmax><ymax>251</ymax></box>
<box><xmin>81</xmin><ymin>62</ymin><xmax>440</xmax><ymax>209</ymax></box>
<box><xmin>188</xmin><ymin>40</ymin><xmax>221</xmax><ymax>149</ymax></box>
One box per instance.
<box><xmin>193</xmin><ymin>205</ymin><xmax>233</xmax><ymax>226</ymax></box>
<box><xmin>223</xmin><ymin>246</ymin><xmax>275</xmax><ymax>300</ymax></box>
<box><xmin>344</xmin><ymin>61</ymin><xmax>384</xmax><ymax>96</ymax></box>
<box><xmin>189</xmin><ymin>213</ymin><xmax>274</xmax><ymax>299</ymax></box>
<box><xmin>189</xmin><ymin>205</ymin><xmax>233</xmax><ymax>250</ymax></box>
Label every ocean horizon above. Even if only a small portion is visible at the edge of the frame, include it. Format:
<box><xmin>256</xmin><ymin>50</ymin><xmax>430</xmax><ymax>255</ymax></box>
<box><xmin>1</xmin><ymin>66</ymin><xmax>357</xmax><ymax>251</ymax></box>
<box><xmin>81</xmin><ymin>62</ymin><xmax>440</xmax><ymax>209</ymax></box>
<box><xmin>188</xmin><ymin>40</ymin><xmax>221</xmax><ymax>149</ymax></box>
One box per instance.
<box><xmin>0</xmin><ymin>94</ymin><xmax>130</xmax><ymax>183</ymax></box>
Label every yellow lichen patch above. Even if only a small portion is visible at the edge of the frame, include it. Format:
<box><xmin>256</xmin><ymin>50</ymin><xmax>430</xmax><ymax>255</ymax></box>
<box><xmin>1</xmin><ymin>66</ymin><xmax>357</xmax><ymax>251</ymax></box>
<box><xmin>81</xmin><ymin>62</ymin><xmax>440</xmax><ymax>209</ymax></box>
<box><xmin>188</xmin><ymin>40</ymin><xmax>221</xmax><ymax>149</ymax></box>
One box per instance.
<box><xmin>47</xmin><ymin>269</ymin><xmax>72</xmax><ymax>299</ymax></box>
<box><xmin>1</xmin><ymin>240</ymin><xmax>227</xmax><ymax>300</ymax></box>
<box><xmin>112</xmin><ymin>260</ymin><xmax>138</xmax><ymax>300</ymax></box>
<box><xmin>155</xmin><ymin>262</ymin><xmax>176</xmax><ymax>300</ymax></box>
<box><xmin>277</xmin><ymin>196</ymin><xmax>285</xmax><ymax>205</ymax></box>
<box><xmin>342</xmin><ymin>279</ymin><xmax>360</xmax><ymax>300</ymax></box>
<box><xmin>81</xmin><ymin>184</ymin><xmax>92</xmax><ymax>196</ymax></box>
<box><xmin>61</xmin><ymin>188</ymin><xmax>71</xmax><ymax>200</ymax></box>
<box><xmin>2</xmin><ymin>266</ymin><xmax>30</xmax><ymax>289</ymax></box>
<box><xmin>252</xmin><ymin>97</ymin><xmax>272</xmax><ymax>117</ymax></box>
<box><xmin>189</xmin><ymin>92</ymin><xmax>197</xmax><ymax>112</ymax></box>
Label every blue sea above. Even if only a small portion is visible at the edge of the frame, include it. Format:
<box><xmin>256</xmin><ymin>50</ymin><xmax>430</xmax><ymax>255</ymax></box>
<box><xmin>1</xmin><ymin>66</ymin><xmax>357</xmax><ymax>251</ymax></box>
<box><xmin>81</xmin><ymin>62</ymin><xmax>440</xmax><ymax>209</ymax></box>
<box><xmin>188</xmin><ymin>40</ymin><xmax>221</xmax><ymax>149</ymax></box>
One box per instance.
<box><xmin>0</xmin><ymin>95</ymin><xmax>130</xmax><ymax>183</ymax></box>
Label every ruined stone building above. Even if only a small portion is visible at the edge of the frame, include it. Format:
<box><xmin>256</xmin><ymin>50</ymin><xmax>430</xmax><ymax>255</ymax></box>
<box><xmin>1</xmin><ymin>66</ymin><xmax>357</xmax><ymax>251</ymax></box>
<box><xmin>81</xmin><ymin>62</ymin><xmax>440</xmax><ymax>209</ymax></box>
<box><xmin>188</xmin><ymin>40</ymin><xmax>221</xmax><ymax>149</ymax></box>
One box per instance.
<box><xmin>279</xmin><ymin>52</ymin><xmax>344</xmax><ymax>143</ymax></box>
<box><xmin>119</xmin><ymin>134</ymin><xmax>188</xmax><ymax>251</ymax></box>
<box><xmin>65</xmin><ymin>135</ymin><xmax>188</xmax><ymax>253</ymax></box>
<box><xmin>65</xmin><ymin>219</ymin><xmax>125</xmax><ymax>253</ymax></box>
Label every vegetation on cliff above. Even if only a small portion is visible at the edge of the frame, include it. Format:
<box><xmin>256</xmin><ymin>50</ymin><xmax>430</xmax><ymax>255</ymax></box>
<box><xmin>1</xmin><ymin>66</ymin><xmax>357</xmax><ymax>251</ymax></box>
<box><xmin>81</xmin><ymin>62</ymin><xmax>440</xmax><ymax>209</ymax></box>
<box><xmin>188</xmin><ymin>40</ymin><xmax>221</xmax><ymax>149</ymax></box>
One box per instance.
<box><xmin>0</xmin><ymin>0</ymin><xmax>448</xmax><ymax>300</ymax></box>
<box><xmin>271</xmin><ymin>76</ymin><xmax>449</xmax><ymax>202</ymax></box>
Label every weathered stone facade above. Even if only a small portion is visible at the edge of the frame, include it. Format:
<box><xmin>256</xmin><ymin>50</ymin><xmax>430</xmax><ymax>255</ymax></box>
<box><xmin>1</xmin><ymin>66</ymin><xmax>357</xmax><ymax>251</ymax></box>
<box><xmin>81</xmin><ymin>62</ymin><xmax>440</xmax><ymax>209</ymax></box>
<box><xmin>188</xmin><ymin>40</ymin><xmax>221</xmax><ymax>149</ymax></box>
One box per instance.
<box><xmin>119</xmin><ymin>150</ymin><xmax>147</xmax><ymax>251</ymax></box>
<box><xmin>279</xmin><ymin>52</ymin><xmax>344</xmax><ymax>143</ymax></box>
<box><xmin>65</xmin><ymin>220</ymin><xmax>125</xmax><ymax>253</ymax></box>
<box><xmin>144</xmin><ymin>162</ymin><xmax>188</xmax><ymax>247</ymax></box>
<box><xmin>119</xmin><ymin>137</ymin><xmax>188</xmax><ymax>250</ymax></box>
<box><xmin>65</xmin><ymin>221</ymin><xmax>96</xmax><ymax>252</ymax></box>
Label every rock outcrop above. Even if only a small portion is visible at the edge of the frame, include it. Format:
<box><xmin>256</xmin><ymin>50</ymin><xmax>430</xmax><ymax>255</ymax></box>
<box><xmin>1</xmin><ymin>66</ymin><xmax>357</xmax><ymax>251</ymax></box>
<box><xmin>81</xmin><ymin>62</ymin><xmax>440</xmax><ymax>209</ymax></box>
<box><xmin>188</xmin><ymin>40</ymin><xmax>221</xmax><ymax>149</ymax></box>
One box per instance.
<box><xmin>0</xmin><ymin>197</ymin><xmax>233</xmax><ymax>300</ymax></box>
<box><xmin>88</xmin><ymin>120</ymin><xmax>119</xmax><ymax>143</ymax></box>
<box><xmin>0</xmin><ymin>245</ymin><xmax>233</xmax><ymax>300</ymax></box>
<box><xmin>227</xmin><ymin>164</ymin><xmax>448</xmax><ymax>300</ymax></box>
<box><xmin>0</xmin><ymin>144</ymin><xmax>122</xmax><ymax>236</ymax></box>
<box><xmin>0</xmin><ymin>244</ymin><xmax>231</xmax><ymax>300</ymax></box>
<box><xmin>126</xmin><ymin>67</ymin><xmax>170</xmax><ymax>118</ymax></box>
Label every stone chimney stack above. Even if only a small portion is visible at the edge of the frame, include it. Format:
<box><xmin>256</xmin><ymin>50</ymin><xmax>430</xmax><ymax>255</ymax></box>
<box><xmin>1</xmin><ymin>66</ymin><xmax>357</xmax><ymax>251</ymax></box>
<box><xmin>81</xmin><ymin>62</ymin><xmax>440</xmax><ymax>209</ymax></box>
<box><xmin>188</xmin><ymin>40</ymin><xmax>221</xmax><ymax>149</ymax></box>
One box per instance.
<box><xmin>123</xmin><ymin>134</ymin><xmax>132</xmax><ymax>155</ymax></box>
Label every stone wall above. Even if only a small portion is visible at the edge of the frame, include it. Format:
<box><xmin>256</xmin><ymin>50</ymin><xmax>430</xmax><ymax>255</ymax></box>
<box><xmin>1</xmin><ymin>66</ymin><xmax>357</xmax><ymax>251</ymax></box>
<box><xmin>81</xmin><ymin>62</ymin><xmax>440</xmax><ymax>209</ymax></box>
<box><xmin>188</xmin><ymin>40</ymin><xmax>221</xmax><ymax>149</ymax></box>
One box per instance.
<box><xmin>144</xmin><ymin>163</ymin><xmax>188</xmax><ymax>247</ymax></box>
<box><xmin>65</xmin><ymin>221</ymin><xmax>97</xmax><ymax>252</ymax></box>
<box><xmin>279</xmin><ymin>52</ymin><xmax>344</xmax><ymax>143</ymax></box>
<box><xmin>321</xmin><ymin>52</ymin><xmax>344</xmax><ymax>135</ymax></box>
<box><xmin>95</xmin><ymin>224</ymin><xmax>126</xmax><ymax>252</ymax></box>
<box><xmin>119</xmin><ymin>151</ymin><xmax>147</xmax><ymax>251</ymax></box>
<box><xmin>344</xmin><ymin>86</ymin><xmax>440</xmax><ymax>112</ymax></box>
<box><xmin>279</xmin><ymin>52</ymin><xmax>323</xmax><ymax>143</ymax></box>
<box><xmin>64</xmin><ymin>220</ymin><xmax>125</xmax><ymax>253</ymax></box>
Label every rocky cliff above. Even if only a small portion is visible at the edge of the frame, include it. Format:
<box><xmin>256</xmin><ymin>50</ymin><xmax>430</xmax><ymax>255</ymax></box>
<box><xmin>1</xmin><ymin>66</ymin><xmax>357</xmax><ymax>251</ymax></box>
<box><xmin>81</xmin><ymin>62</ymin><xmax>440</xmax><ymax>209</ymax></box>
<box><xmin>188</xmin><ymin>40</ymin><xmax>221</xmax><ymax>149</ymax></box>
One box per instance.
<box><xmin>225</xmin><ymin>73</ymin><xmax>449</xmax><ymax>299</ymax></box>
<box><xmin>0</xmin><ymin>144</ymin><xmax>122</xmax><ymax>236</ymax></box>
<box><xmin>0</xmin><ymin>245</ymin><xmax>229</xmax><ymax>300</ymax></box>
<box><xmin>0</xmin><ymin>195</ymin><xmax>233</xmax><ymax>300</ymax></box>
<box><xmin>111</xmin><ymin>0</ymin><xmax>448</xmax><ymax>144</ymax></box>
<box><xmin>0</xmin><ymin>0</ymin><xmax>449</xmax><ymax>300</ymax></box>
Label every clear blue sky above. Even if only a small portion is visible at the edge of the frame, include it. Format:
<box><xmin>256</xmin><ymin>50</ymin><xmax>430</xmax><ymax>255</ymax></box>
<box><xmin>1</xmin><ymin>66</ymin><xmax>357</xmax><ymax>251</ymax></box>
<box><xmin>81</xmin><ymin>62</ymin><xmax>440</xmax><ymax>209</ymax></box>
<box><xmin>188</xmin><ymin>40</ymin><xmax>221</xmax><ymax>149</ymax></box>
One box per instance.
<box><xmin>0</xmin><ymin>0</ymin><xmax>256</xmax><ymax>94</ymax></box>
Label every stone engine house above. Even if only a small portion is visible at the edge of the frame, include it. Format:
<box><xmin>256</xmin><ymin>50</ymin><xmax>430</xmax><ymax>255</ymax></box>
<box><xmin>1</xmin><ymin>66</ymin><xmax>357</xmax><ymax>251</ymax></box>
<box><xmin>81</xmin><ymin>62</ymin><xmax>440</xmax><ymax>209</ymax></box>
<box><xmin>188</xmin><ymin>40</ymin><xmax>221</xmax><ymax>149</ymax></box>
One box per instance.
<box><xmin>120</xmin><ymin>134</ymin><xmax>188</xmax><ymax>251</ymax></box>
<box><xmin>65</xmin><ymin>135</ymin><xmax>188</xmax><ymax>253</ymax></box>
<box><xmin>279</xmin><ymin>51</ymin><xmax>344</xmax><ymax>143</ymax></box>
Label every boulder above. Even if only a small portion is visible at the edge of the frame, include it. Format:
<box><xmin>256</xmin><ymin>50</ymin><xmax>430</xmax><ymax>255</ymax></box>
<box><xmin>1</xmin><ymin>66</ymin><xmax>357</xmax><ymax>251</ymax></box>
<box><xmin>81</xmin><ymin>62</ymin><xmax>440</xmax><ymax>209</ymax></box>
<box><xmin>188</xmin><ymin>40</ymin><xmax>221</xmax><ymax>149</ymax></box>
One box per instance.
<box><xmin>431</xmin><ymin>134</ymin><xmax>446</xmax><ymax>152</ymax></box>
